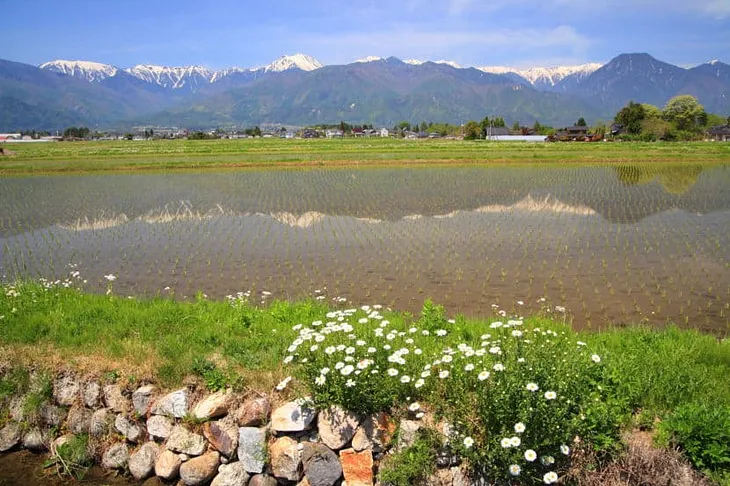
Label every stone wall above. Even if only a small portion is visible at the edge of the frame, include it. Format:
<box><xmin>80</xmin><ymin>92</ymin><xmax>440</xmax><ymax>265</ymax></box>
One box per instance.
<box><xmin>0</xmin><ymin>372</ymin><xmax>471</xmax><ymax>485</ymax></box>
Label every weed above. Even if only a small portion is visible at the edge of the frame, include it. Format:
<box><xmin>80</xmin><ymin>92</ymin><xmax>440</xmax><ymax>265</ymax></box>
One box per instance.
<box><xmin>379</xmin><ymin>428</ymin><xmax>440</xmax><ymax>486</ymax></box>
<box><xmin>44</xmin><ymin>433</ymin><xmax>92</xmax><ymax>480</ymax></box>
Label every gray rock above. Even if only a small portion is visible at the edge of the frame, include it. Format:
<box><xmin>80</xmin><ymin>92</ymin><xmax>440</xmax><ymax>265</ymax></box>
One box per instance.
<box><xmin>132</xmin><ymin>385</ymin><xmax>158</xmax><ymax>416</ymax></box>
<box><xmin>166</xmin><ymin>425</ymin><xmax>206</xmax><ymax>456</ymax></box>
<box><xmin>318</xmin><ymin>406</ymin><xmax>359</xmax><ymax>450</ymax></box>
<box><xmin>237</xmin><ymin>427</ymin><xmax>266</xmax><ymax>473</ymax></box>
<box><xmin>302</xmin><ymin>442</ymin><xmax>342</xmax><ymax>486</ymax></box>
<box><xmin>89</xmin><ymin>408</ymin><xmax>113</xmax><ymax>437</ymax></box>
<box><xmin>115</xmin><ymin>414</ymin><xmax>145</xmax><ymax>443</ymax></box>
<box><xmin>248</xmin><ymin>474</ymin><xmax>278</xmax><ymax>486</ymax></box>
<box><xmin>129</xmin><ymin>442</ymin><xmax>159</xmax><ymax>480</ymax></box>
<box><xmin>67</xmin><ymin>405</ymin><xmax>93</xmax><ymax>434</ymax></box>
<box><xmin>0</xmin><ymin>422</ymin><xmax>22</xmax><ymax>452</ymax></box>
<box><xmin>211</xmin><ymin>461</ymin><xmax>250</xmax><ymax>486</ymax></box>
<box><xmin>271</xmin><ymin>400</ymin><xmax>316</xmax><ymax>433</ymax></box>
<box><xmin>53</xmin><ymin>374</ymin><xmax>80</xmax><ymax>406</ymax></box>
<box><xmin>270</xmin><ymin>436</ymin><xmax>301</xmax><ymax>482</ymax></box>
<box><xmin>155</xmin><ymin>449</ymin><xmax>182</xmax><ymax>480</ymax></box>
<box><xmin>22</xmin><ymin>427</ymin><xmax>48</xmax><ymax>451</ymax></box>
<box><xmin>102</xmin><ymin>442</ymin><xmax>130</xmax><ymax>470</ymax></box>
<box><xmin>397</xmin><ymin>420</ymin><xmax>421</xmax><ymax>451</ymax></box>
<box><xmin>193</xmin><ymin>390</ymin><xmax>232</xmax><ymax>420</ymax></box>
<box><xmin>204</xmin><ymin>420</ymin><xmax>238</xmax><ymax>458</ymax></box>
<box><xmin>179</xmin><ymin>451</ymin><xmax>220</xmax><ymax>485</ymax></box>
<box><xmin>9</xmin><ymin>397</ymin><xmax>25</xmax><ymax>422</ymax></box>
<box><xmin>103</xmin><ymin>384</ymin><xmax>129</xmax><ymax>412</ymax></box>
<box><xmin>234</xmin><ymin>395</ymin><xmax>271</xmax><ymax>427</ymax></box>
<box><xmin>40</xmin><ymin>403</ymin><xmax>66</xmax><ymax>427</ymax></box>
<box><xmin>180</xmin><ymin>453</ymin><xmax>190</xmax><ymax>462</ymax></box>
<box><xmin>152</xmin><ymin>388</ymin><xmax>189</xmax><ymax>418</ymax></box>
<box><xmin>147</xmin><ymin>414</ymin><xmax>174</xmax><ymax>440</ymax></box>
<box><xmin>82</xmin><ymin>382</ymin><xmax>102</xmax><ymax>408</ymax></box>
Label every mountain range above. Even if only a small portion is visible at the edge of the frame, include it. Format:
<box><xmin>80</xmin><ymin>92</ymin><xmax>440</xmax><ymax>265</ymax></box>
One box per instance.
<box><xmin>0</xmin><ymin>53</ymin><xmax>728</xmax><ymax>131</ymax></box>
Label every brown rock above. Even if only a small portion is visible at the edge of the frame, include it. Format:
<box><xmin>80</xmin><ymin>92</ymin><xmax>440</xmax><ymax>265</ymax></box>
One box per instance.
<box><xmin>351</xmin><ymin>412</ymin><xmax>395</xmax><ymax>453</ymax></box>
<box><xmin>203</xmin><ymin>421</ymin><xmax>238</xmax><ymax>458</ymax></box>
<box><xmin>154</xmin><ymin>449</ymin><xmax>182</xmax><ymax>480</ymax></box>
<box><xmin>53</xmin><ymin>374</ymin><xmax>80</xmax><ymax>406</ymax></box>
<box><xmin>235</xmin><ymin>395</ymin><xmax>271</xmax><ymax>427</ymax></box>
<box><xmin>179</xmin><ymin>451</ymin><xmax>220</xmax><ymax>485</ymax></box>
<box><xmin>249</xmin><ymin>474</ymin><xmax>278</xmax><ymax>486</ymax></box>
<box><xmin>318</xmin><ymin>406</ymin><xmax>359</xmax><ymax>450</ymax></box>
<box><xmin>67</xmin><ymin>405</ymin><xmax>93</xmax><ymax>434</ymax></box>
<box><xmin>192</xmin><ymin>390</ymin><xmax>232</xmax><ymax>420</ymax></box>
<box><xmin>340</xmin><ymin>448</ymin><xmax>373</xmax><ymax>486</ymax></box>
<box><xmin>270</xmin><ymin>436</ymin><xmax>301</xmax><ymax>482</ymax></box>
<box><xmin>104</xmin><ymin>384</ymin><xmax>129</xmax><ymax>412</ymax></box>
<box><xmin>132</xmin><ymin>385</ymin><xmax>158</xmax><ymax>416</ymax></box>
<box><xmin>271</xmin><ymin>400</ymin><xmax>316</xmax><ymax>433</ymax></box>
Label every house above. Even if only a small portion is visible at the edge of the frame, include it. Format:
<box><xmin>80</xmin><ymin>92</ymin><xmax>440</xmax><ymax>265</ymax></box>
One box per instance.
<box><xmin>551</xmin><ymin>125</ymin><xmax>594</xmax><ymax>142</ymax></box>
<box><xmin>326</xmin><ymin>129</ymin><xmax>343</xmax><ymax>138</ymax></box>
<box><xmin>379</xmin><ymin>128</ymin><xmax>389</xmax><ymax>137</ymax></box>
<box><xmin>709</xmin><ymin>125</ymin><xmax>730</xmax><ymax>141</ymax></box>
<box><xmin>301</xmin><ymin>129</ymin><xmax>319</xmax><ymax>138</ymax></box>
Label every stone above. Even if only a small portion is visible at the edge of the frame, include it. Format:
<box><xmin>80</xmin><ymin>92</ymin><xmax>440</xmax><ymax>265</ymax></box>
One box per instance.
<box><xmin>115</xmin><ymin>414</ymin><xmax>146</xmax><ymax>443</ymax></box>
<box><xmin>427</xmin><ymin>469</ymin><xmax>455</xmax><ymax>486</ymax></box>
<box><xmin>155</xmin><ymin>449</ymin><xmax>182</xmax><ymax>480</ymax></box>
<box><xmin>151</xmin><ymin>388</ymin><xmax>189</xmax><ymax>418</ymax></box>
<box><xmin>204</xmin><ymin>420</ymin><xmax>238</xmax><ymax>458</ymax></box>
<box><xmin>339</xmin><ymin>448</ymin><xmax>373</xmax><ymax>486</ymax></box>
<box><xmin>397</xmin><ymin>420</ymin><xmax>421</xmax><ymax>451</ymax></box>
<box><xmin>234</xmin><ymin>395</ymin><xmax>271</xmax><ymax>427</ymax></box>
<box><xmin>9</xmin><ymin>397</ymin><xmax>25</xmax><ymax>422</ymax></box>
<box><xmin>298</xmin><ymin>478</ymin><xmax>311</xmax><ymax>486</ymax></box>
<box><xmin>248</xmin><ymin>474</ymin><xmax>278</xmax><ymax>486</ymax></box>
<box><xmin>211</xmin><ymin>461</ymin><xmax>250</xmax><ymax>486</ymax></box>
<box><xmin>179</xmin><ymin>451</ymin><xmax>220</xmax><ymax>486</ymax></box>
<box><xmin>132</xmin><ymin>385</ymin><xmax>159</xmax><ymax>416</ymax></box>
<box><xmin>193</xmin><ymin>390</ymin><xmax>232</xmax><ymax>420</ymax></box>
<box><xmin>22</xmin><ymin>427</ymin><xmax>48</xmax><ymax>450</ymax></box>
<box><xmin>318</xmin><ymin>406</ymin><xmax>359</xmax><ymax>450</ymax></box>
<box><xmin>40</xmin><ymin>403</ymin><xmax>66</xmax><ymax>427</ymax></box>
<box><xmin>271</xmin><ymin>400</ymin><xmax>316</xmax><ymax>433</ymax></box>
<box><xmin>103</xmin><ymin>384</ymin><xmax>129</xmax><ymax>412</ymax></box>
<box><xmin>67</xmin><ymin>405</ymin><xmax>93</xmax><ymax>434</ymax></box>
<box><xmin>352</xmin><ymin>412</ymin><xmax>396</xmax><ymax>453</ymax></box>
<box><xmin>166</xmin><ymin>425</ymin><xmax>206</xmax><ymax>456</ymax></box>
<box><xmin>90</xmin><ymin>408</ymin><xmax>113</xmax><ymax>437</ymax></box>
<box><xmin>451</xmin><ymin>466</ymin><xmax>488</xmax><ymax>486</ymax></box>
<box><xmin>102</xmin><ymin>442</ymin><xmax>130</xmax><ymax>470</ymax></box>
<box><xmin>147</xmin><ymin>414</ymin><xmax>174</xmax><ymax>440</ymax></box>
<box><xmin>270</xmin><ymin>436</ymin><xmax>301</xmax><ymax>482</ymax></box>
<box><xmin>129</xmin><ymin>442</ymin><xmax>159</xmax><ymax>480</ymax></box>
<box><xmin>302</xmin><ymin>442</ymin><xmax>342</xmax><ymax>486</ymax></box>
<box><xmin>237</xmin><ymin>427</ymin><xmax>266</xmax><ymax>473</ymax></box>
<box><xmin>0</xmin><ymin>422</ymin><xmax>21</xmax><ymax>452</ymax></box>
<box><xmin>180</xmin><ymin>454</ymin><xmax>190</xmax><ymax>462</ymax></box>
<box><xmin>83</xmin><ymin>382</ymin><xmax>103</xmax><ymax>408</ymax></box>
<box><xmin>53</xmin><ymin>374</ymin><xmax>80</xmax><ymax>406</ymax></box>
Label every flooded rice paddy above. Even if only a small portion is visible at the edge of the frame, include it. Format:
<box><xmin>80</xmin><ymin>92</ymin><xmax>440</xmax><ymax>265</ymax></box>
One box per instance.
<box><xmin>1</xmin><ymin>164</ymin><xmax>728</xmax><ymax>332</ymax></box>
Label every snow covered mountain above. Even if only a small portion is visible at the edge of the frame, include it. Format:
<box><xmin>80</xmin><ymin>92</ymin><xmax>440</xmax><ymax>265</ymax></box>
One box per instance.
<box><xmin>478</xmin><ymin>63</ymin><xmax>602</xmax><ymax>90</ymax></box>
<box><xmin>263</xmin><ymin>54</ymin><xmax>322</xmax><ymax>72</ymax></box>
<box><xmin>124</xmin><ymin>65</ymin><xmax>214</xmax><ymax>91</ymax></box>
<box><xmin>39</xmin><ymin>60</ymin><xmax>119</xmax><ymax>82</ymax></box>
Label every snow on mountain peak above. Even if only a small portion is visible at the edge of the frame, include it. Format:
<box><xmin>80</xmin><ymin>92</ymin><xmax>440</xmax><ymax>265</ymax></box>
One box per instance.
<box><xmin>477</xmin><ymin>63</ymin><xmax>602</xmax><ymax>86</ymax></box>
<box><xmin>124</xmin><ymin>64</ymin><xmax>213</xmax><ymax>89</ymax></box>
<box><xmin>708</xmin><ymin>59</ymin><xmax>719</xmax><ymax>65</ymax></box>
<box><xmin>39</xmin><ymin>60</ymin><xmax>118</xmax><ymax>82</ymax></box>
<box><xmin>354</xmin><ymin>56</ymin><xmax>383</xmax><ymax>63</ymax></box>
<box><xmin>403</xmin><ymin>59</ymin><xmax>424</xmax><ymax>65</ymax></box>
<box><xmin>264</xmin><ymin>54</ymin><xmax>322</xmax><ymax>72</ymax></box>
<box><xmin>434</xmin><ymin>60</ymin><xmax>461</xmax><ymax>69</ymax></box>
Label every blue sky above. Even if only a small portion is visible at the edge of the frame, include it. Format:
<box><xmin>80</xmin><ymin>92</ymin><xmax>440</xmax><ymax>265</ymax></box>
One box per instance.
<box><xmin>3</xmin><ymin>0</ymin><xmax>729</xmax><ymax>69</ymax></box>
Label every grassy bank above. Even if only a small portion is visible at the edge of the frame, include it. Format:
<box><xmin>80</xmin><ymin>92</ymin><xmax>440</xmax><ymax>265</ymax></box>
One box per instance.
<box><xmin>1</xmin><ymin>280</ymin><xmax>729</xmax><ymax>483</ymax></box>
<box><xmin>2</xmin><ymin>138</ymin><xmax>730</xmax><ymax>174</ymax></box>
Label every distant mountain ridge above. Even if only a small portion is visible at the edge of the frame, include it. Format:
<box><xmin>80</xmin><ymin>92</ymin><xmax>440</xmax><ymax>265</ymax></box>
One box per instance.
<box><xmin>0</xmin><ymin>52</ymin><xmax>727</xmax><ymax>131</ymax></box>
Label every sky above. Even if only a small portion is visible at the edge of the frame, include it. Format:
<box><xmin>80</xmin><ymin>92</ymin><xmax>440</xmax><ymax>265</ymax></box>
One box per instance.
<box><xmin>2</xmin><ymin>0</ymin><xmax>729</xmax><ymax>70</ymax></box>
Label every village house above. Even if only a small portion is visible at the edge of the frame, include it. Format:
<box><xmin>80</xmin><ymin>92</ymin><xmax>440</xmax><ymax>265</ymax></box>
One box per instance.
<box><xmin>709</xmin><ymin>125</ymin><xmax>730</xmax><ymax>141</ymax></box>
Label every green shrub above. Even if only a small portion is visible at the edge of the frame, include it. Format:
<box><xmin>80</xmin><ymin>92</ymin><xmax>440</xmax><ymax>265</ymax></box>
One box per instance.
<box><xmin>191</xmin><ymin>357</ymin><xmax>228</xmax><ymax>392</ymax></box>
<box><xmin>379</xmin><ymin>429</ymin><xmax>440</xmax><ymax>486</ymax></box>
<box><xmin>44</xmin><ymin>434</ymin><xmax>92</xmax><ymax>479</ymax></box>
<box><xmin>657</xmin><ymin>404</ymin><xmax>730</xmax><ymax>476</ymax></box>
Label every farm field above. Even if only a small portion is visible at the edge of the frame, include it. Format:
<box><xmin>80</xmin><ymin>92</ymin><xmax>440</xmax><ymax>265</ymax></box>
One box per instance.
<box><xmin>1</xmin><ymin>162</ymin><xmax>728</xmax><ymax>333</ymax></box>
<box><xmin>2</xmin><ymin>138</ymin><xmax>730</xmax><ymax>173</ymax></box>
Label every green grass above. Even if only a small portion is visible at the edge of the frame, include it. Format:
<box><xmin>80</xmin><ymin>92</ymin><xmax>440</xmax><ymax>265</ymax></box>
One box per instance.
<box><xmin>2</xmin><ymin>138</ymin><xmax>729</xmax><ymax>174</ymax></box>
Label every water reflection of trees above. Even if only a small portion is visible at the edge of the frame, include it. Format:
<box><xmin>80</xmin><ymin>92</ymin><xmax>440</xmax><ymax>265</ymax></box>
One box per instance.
<box><xmin>614</xmin><ymin>164</ymin><xmax>703</xmax><ymax>195</ymax></box>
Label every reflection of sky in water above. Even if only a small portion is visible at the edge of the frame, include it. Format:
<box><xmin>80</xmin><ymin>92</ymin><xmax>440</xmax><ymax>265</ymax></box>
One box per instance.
<box><xmin>0</xmin><ymin>164</ymin><xmax>728</xmax><ymax>331</ymax></box>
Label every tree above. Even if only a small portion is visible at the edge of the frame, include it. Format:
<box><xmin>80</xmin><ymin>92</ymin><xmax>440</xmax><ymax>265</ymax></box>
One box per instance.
<box><xmin>493</xmin><ymin>117</ymin><xmax>506</xmax><ymax>128</ymax></box>
<box><xmin>511</xmin><ymin>121</ymin><xmax>520</xmax><ymax>132</ymax></box>
<box><xmin>663</xmin><ymin>95</ymin><xmax>707</xmax><ymax>132</ymax></box>
<box><xmin>463</xmin><ymin>121</ymin><xmax>481</xmax><ymax>140</ymax></box>
<box><xmin>641</xmin><ymin>104</ymin><xmax>662</xmax><ymax>119</ymax></box>
<box><xmin>576</xmin><ymin>117</ymin><xmax>587</xmax><ymax>127</ymax></box>
<box><xmin>614</xmin><ymin>101</ymin><xmax>646</xmax><ymax>135</ymax></box>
